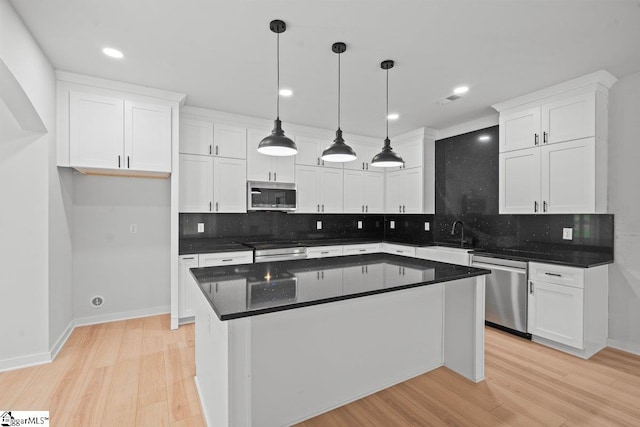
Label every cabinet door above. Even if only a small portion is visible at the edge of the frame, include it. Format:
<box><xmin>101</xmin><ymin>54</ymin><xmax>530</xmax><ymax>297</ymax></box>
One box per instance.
<box><xmin>179</xmin><ymin>154</ymin><xmax>213</xmax><ymax>212</ymax></box>
<box><xmin>271</xmin><ymin>155</ymin><xmax>295</xmax><ymax>182</ymax></box>
<box><xmin>364</xmin><ymin>172</ymin><xmax>384</xmax><ymax>213</ymax></box>
<box><xmin>211</xmin><ymin>278</ymin><xmax>247</xmax><ymax>314</ymax></box>
<box><xmin>124</xmin><ymin>101</ymin><xmax>172</xmax><ymax>172</ymax></box>
<box><xmin>319</xmin><ymin>168</ymin><xmax>344</xmax><ymax>213</ymax></box>
<box><xmin>295</xmin><ymin>136</ymin><xmax>322</xmax><ymax>166</ymax></box>
<box><xmin>396</xmin><ymin>138</ymin><xmax>423</xmax><ymax>169</ymax></box>
<box><xmin>213</xmin><ymin>157</ymin><xmax>247</xmax><ymax>213</ymax></box>
<box><xmin>246</xmin><ymin>129</ymin><xmax>273</xmax><ymax>181</ymax></box>
<box><xmin>403</xmin><ymin>167</ymin><xmax>423</xmax><ymax>213</ymax></box>
<box><xmin>542</xmin><ymin>92</ymin><xmax>595</xmax><ymax>145</ymax></box>
<box><xmin>541</xmin><ymin>138</ymin><xmax>595</xmax><ymax>214</ymax></box>
<box><xmin>180</xmin><ymin>118</ymin><xmax>213</xmax><ymax>155</ymax></box>
<box><xmin>343</xmin><ymin>170</ymin><xmax>366</xmax><ymax>213</ymax></box>
<box><xmin>214</xmin><ymin>124</ymin><xmax>246</xmax><ymax>159</ymax></box>
<box><xmin>343</xmin><ymin>142</ymin><xmax>367</xmax><ymax>171</ymax></box>
<box><xmin>528</xmin><ymin>280</ymin><xmax>584</xmax><ymax>349</ymax></box>
<box><xmin>342</xmin><ymin>266</ymin><xmax>368</xmax><ymax>294</ymax></box>
<box><xmin>385</xmin><ymin>170</ymin><xmax>403</xmax><ymax>213</ymax></box>
<box><xmin>499</xmin><ymin>148</ymin><xmax>540</xmax><ymax>214</ymax></box>
<box><xmin>178</xmin><ymin>255</ymin><xmax>199</xmax><ymax>319</ymax></box>
<box><xmin>499</xmin><ymin>107</ymin><xmax>541</xmax><ymax>152</ymax></box>
<box><xmin>295</xmin><ymin>165</ymin><xmax>320</xmax><ymax>213</ymax></box>
<box><xmin>69</xmin><ymin>91</ymin><xmax>124</xmax><ymax>169</ymax></box>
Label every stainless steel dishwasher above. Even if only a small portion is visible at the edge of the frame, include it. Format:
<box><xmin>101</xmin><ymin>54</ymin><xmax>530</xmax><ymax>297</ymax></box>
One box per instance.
<box><xmin>471</xmin><ymin>255</ymin><xmax>530</xmax><ymax>338</ymax></box>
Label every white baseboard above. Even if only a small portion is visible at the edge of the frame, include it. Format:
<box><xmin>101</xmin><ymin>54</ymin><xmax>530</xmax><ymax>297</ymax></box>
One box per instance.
<box><xmin>74</xmin><ymin>305</ymin><xmax>170</xmax><ymax>327</ymax></box>
<box><xmin>0</xmin><ymin>352</ymin><xmax>51</xmax><ymax>373</ymax></box>
<box><xmin>607</xmin><ymin>338</ymin><xmax>640</xmax><ymax>356</ymax></box>
<box><xmin>50</xmin><ymin>319</ymin><xmax>75</xmax><ymax>360</ymax></box>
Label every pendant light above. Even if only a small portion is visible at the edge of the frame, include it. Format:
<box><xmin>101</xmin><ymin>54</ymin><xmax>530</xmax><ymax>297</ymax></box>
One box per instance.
<box><xmin>258</xmin><ymin>19</ymin><xmax>297</xmax><ymax>156</ymax></box>
<box><xmin>321</xmin><ymin>42</ymin><xmax>357</xmax><ymax>163</ymax></box>
<box><xmin>371</xmin><ymin>60</ymin><xmax>404</xmax><ymax>167</ymax></box>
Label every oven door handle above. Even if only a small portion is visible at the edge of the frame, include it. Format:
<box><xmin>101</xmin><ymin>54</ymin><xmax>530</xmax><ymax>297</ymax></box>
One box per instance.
<box><xmin>471</xmin><ymin>262</ymin><xmax>526</xmax><ymax>275</ymax></box>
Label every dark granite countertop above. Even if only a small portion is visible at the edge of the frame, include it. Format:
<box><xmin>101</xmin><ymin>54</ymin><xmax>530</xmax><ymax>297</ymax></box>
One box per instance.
<box><xmin>190</xmin><ymin>253</ymin><xmax>489</xmax><ymax>321</ymax></box>
<box><xmin>469</xmin><ymin>247</ymin><xmax>613</xmax><ymax>268</ymax></box>
<box><xmin>180</xmin><ymin>239</ymin><xmax>251</xmax><ymax>255</ymax></box>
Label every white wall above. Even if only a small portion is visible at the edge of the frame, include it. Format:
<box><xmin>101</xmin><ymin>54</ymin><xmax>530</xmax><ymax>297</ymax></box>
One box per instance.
<box><xmin>607</xmin><ymin>70</ymin><xmax>640</xmax><ymax>354</ymax></box>
<box><xmin>0</xmin><ymin>0</ymin><xmax>72</xmax><ymax>369</ymax></box>
<box><xmin>72</xmin><ymin>175</ymin><xmax>171</xmax><ymax>324</ymax></box>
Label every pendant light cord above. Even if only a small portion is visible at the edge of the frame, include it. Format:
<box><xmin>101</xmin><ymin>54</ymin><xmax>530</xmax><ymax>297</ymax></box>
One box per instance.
<box><xmin>338</xmin><ymin>51</ymin><xmax>341</xmax><ymax>129</ymax></box>
<box><xmin>385</xmin><ymin>68</ymin><xmax>389</xmax><ymax>139</ymax></box>
<box><xmin>276</xmin><ymin>32</ymin><xmax>280</xmax><ymax>119</ymax></box>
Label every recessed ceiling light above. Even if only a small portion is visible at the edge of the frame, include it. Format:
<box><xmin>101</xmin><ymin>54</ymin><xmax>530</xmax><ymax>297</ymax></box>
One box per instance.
<box><xmin>279</xmin><ymin>89</ymin><xmax>293</xmax><ymax>97</ymax></box>
<box><xmin>102</xmin><ymin>47</ymin><xmax>124</xmax><ymax>59</ymax></box>
<box><xmin>387</xmin><ymin>113</ymin><xmax>400</xmax><ymax>120</ymax></box>
<box><xmin>453</xmin><ymin>86</ymin><xmax>469</xmax><ymax>95</ymax></box>
<box><xmin>478</xmin><ymin>135</ymin><xmax>491</xmax><ymax>142</ymax></box>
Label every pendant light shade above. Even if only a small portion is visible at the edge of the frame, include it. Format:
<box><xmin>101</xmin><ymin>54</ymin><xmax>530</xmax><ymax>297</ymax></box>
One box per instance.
<box><xmin>258</xmin><ymin>19</ymin><xmax>297</xmax><ymax>156</ymax></box>
<box><xmin>371</xmin><ymin>60</ymin><xmax>403</xmax><ymax>168</ymax></box>
<box><xmin>321</xmin><ymin>42</ymin><xmax>357</xmax><ymax>163</ymax></box>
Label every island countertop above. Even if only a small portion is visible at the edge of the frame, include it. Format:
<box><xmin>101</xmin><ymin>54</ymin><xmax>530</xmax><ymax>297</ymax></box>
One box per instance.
<box><xmin>190</xmin><ymin>253</ymin><xmax>490</xmax><ymax>321</ymax></box>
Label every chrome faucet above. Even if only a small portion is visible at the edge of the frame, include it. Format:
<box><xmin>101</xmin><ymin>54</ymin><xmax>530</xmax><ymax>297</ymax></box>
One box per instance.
<box><xmin>451</xmin><ymin>220</ymin><xmax>465</xmax><ymax>247</ymax></box>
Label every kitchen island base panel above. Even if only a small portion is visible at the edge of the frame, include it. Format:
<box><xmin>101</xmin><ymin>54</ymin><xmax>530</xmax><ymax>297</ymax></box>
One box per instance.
<box><xmin>193</xmin><ymin>276</ymin><xmax>485</xmax><ymax>427</ymax></box>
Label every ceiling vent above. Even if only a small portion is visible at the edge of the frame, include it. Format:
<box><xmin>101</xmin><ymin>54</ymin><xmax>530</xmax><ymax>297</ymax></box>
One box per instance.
<box><xmin>436</xmin><ymin>94</ymin><xmax>462</xmax><ymax>105</ymax></box>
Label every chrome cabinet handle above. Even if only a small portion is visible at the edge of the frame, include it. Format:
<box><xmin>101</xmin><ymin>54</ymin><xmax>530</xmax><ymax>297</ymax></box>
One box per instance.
<box><xmin>366</xmin><ymin>162</ymin><xmax>369</xmax><ymax>170</ymax></box>
<box><xmin>127</xmin><ymin>156</ymin><xmax>130</xmax><ymax>168</ymax></box>
<box><xmin>534</xmin><ymin>201</ymin><xmax>538</xmax><ymax>213</ymax></box>
<box><xmin>544</xmin><ymin>272</ymin><xmax>562</xmax><ymax>277</ymax></box>
<box><xmin>529</xmin><ymin>281</ymin><xmax>534</xmax><ymax>294</ymax></box>
<box><xmin>399</xmin><ymin>205</ymin><xmax>402</xmax><ymax>213</ymax></box>
<box><xmin>321</xmin><ymin>271</ymin><xmax>324</xmax><ymax>279</ymax></box>
<box><xmin>268</xmin><ymin>171</ymin><xmax>271</xmax><ymax>181</ymax></box>
<box><xmin>215</xmin><ymin>202</ymin><xmax>218</xmax><ymax>212</ymax></box>
<box><xmin>317</xmin><ymin>204</ymin><xmax>320</xmax><ymax>212</ymax></box>
<box><xmin>362</xmin><ymin>205</ymin><xmax>364</xmax><ymax>212</ymax></box>
<box><xmin>321</xmin><ymin>251</ymin><xmax>329</xmax><ymax>255</ymax></box>
<box><xmin>362</xmin><ymin>162</ymin><xmax>365</xmax><ymax>170</ymax></box>
<box><xmin>322</xmin><ymin>204</ymin><xmax>324</xmax><ymax>212</ymax></box>
<box><xmin>215</xmin><ymin>145</ymin><xmax>219</xmax><ymax>155</ymax></box>
<box><xmin>318</xmin><ymin>157</ymin><xmax>321</xmax><ymax>166</ymax></box>
<box><xmin>543</xmin><ymin>201</ymin><xmax>547</xmax><ymax>212</ymax></box>
<box><xmin>118</xmin><ymin>155</ymin><xmax>121</xmax><ymax>168</ymax></box>
<box><xmin>274</xmin><ymin>172</ymin><xmax>277</xmax><ymax>181</ymax></box>
<box><xmin>221</xmin><ymin>258</ymin><xmax>233</xmax><ymax>262</ymax></box>
<box><xmin>182</xmin><ymin>257</ymin><xmax>195</xmax><ymax>260</ymax></box>
<box><xmin>365</xmin><ymin>205</ymin><xmax>368</xmax><ymax>213</ymax></box>
<box><xmin>209</xmin><ymin>145</ymin><xmax>212</xmax><ymax>155</ymax></box>
<box><xmin>543</xmin><ymin>132</ymin><xmax>548</xmax><ymax>144</ymax></box>
<box><xmin>534</xmin><ymin>133</ymin><xmax>539</xmax><ymax>145</ymax></box>
<box><xmin>402</xmin><ymin>205</ymin><xmax>406</xmax><ymax>213</ymax></box>
<box><xmin>209</xmin><ymin>201</ymin><xmax>212</xmax><ymax>211</ymax></box>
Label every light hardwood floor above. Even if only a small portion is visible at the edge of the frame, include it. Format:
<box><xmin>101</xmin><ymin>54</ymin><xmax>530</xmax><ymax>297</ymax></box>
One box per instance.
<box><xmin>2</xmin><ymin>315</ymin><xmax>639</xmax><ymax>426</ymax></box>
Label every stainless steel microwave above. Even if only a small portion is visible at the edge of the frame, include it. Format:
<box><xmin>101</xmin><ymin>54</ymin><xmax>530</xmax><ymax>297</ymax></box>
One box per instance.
<box><xmin>247</xmin><ymin>181</ymin><xmax>297</xmax><ymax>211</ymax></box>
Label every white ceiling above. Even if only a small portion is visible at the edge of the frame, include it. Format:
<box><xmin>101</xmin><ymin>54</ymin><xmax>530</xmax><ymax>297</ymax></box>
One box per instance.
<box><xmin>10</xmin><ymin>0</ymin><xmax>640</xmax><ymax>138</ymax></box>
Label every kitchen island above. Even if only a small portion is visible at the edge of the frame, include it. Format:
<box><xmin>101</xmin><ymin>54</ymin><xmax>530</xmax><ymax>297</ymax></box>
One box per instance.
<box><xmin>190</xmin><ymin>253</ymin><xmax>489</xmax><ymax>427</ymax></box>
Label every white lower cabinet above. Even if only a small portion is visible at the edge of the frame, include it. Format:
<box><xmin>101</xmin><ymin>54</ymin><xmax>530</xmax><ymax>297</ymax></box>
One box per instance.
<box><xmin>199</xmin><ymin>251</ymin><xmax>253</xmax><ymax>267</ymax></box>
<box><xmin>381</xmin><ymin>243</ymin><xmax>416</xmax><ymax>257</ymax></box>
<box><xmin>296</xmin><ymin>268</ymin><xmax>343</xmax><ymax>300</ymax></box>
<box><xmin>178</xmin><ymin>255</ymin><xmax>199</xmax><ymax>319</ymax></box>
<box><xmin>306</xmin><ymin>245</ymin><xmax>344</xmax><ymax>259</ymax></box>
<box><xmin>342</xmin><ymin>264</ymin><xmax>384</xmax><ymax>294</ymax></box>
<box><xmin>527</xmin><ymin>262</ymin><xmax>608</xmax><ymax>358</ymax></box>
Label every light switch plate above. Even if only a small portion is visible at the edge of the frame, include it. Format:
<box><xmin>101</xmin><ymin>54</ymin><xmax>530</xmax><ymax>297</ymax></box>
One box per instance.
<box><xmin>563</xmin><ymin>227</ymin><xmax>573</xmax><ymax>240</ymax></box>
<box><xmin>357</xmin><ymin>220</ymin><xmax>363</xmax><ymax>229</ymax></box>
<box><xmin>197</xmin><ymin>223</ymin><xmax>205</xmax><ymax>233</ymax></box>
<box><xmin>424</xmin><ymin>222</ymin><xmax>430</xmax><ymax>231</ymax></box>
<box><xmin>316</xmin><ymin>221</ymin><xmax>322</xmax><ymax>230</ymax></box>
<box><xmin>390</xmin><ymin>220</ymin><xmax>395</xmax><ymax>229</ymax></box>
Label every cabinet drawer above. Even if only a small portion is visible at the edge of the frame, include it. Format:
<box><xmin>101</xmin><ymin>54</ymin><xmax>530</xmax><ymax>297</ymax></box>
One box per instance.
<box><xmin>382</xmin><ymin>243</ymin><xmax>416</xmax><ymax>257</ymax></box>
<box><xmin>199</xmin><ymin>251</ymin><xmax>253</xmax><ymax>267</ymax></box>
<box><xmin>529</xmin><ymin>262</ymin><xmax>584</xmax><ymax>288</ymax></box>
<box><xmin>306</xmin><ymin>245</ymin><xmax>344</xmax><ymax>259</ymax></box>
<box><xmin>343</xmin><ymin>244</ymin><xmax>381</xmax><ymax>256</ymax></box>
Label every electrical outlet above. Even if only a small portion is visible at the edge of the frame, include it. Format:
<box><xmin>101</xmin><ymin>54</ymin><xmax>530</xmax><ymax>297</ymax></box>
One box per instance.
<box><xmin>390</xmin><ymin>220</ymin><xmax>395</xmax><ymax>230</ymax></box>
<box><xmin>197</xmin><ymin>223</ymin><xmax>205</xmax><ymax>233</ymax></box>
<box><xmin>357</xmin><ymin>220</ymin><xmax>363</xmax><ymax>229</ymax></box>
<box><xmin>316</xmin><ymin>221</ymin><xmax>322</xmax><ymax>230</ymax></box>
<box><xmin>563</xmin><ymin>228</ymin><xmax>573</xmax><ymax>240</ymax></box>
<box><xmin>424</xmin><ymin>222</ymin><xmax>430</xmax><ymax>231</ymax></box>
<box><xmin>129</xmin><ymin>224</ymin><xmax>137</xmax><ymax>234</ymax></box>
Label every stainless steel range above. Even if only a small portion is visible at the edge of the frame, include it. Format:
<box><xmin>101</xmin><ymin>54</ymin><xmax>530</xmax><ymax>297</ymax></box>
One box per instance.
<box><xmin>244</xmin><ymin>242</ymin><xmax>308</xmax><ymax>263</ymax></box>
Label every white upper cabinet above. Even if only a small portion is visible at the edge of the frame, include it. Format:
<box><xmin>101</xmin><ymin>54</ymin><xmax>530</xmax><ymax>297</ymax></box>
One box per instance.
<box><xmin>180</xmin><ymin>118</ymin><xmax>213</xmax><ymax>156</ymax></box>
<box><xmin>385</xmin><ymin>167</ymin><xmax>423</xmax><ymax>213</ymax></box>
<box><xmin>387</xmin><ymin>136</ymin><xmax>423</xmax><ymax>170</ymax></box>
<box><xmin>70</xmin><ymin>92</ymin><xmax>172</xmax><ymax>173</ymax></box>
<box><xmin>246</xmin><ymin>129</ymin><xmax>295</xmax><ymax>182</ymax></box>
<box><xmin>70</xmin><ymin>92</ymin><xmax>124</xmax><ymax>169</ymax></box>
<box><xmin>295</xmin><ymin>165</ymin><xmax>343</xmax><ymax>213</ymax></box>
<box><xmin>180</xmin><ymin>119</ymin><xmax>246</xmax><ymax>159</ymax></box>
<box><xmin>125</xmin><ymin>100</ymin><xmax>172</xmax><ymax>172</ymax></box>
<box><xmin>179</xmin><ymin>154</ymin><xmax>246</xmax><ymax>213</ymax></box>
<box><xmin>499</xmin><ymin>107</ymin><xmax>541</xmax><ymax>152</ymax></box>
<box><xmin>213</xmin><ymin>124</ymin><xmax>247</xmax><ymax>159</ymax></box>
<box><xmin>295</xmin><ymin>135</ymin><xmax>343</xmax><ymax>169</ymax></box>
<box><xmin>59</xmin><ymin>72</ymin><xmax>184</xmax><ymax>177</ymax></box>
<box><xmin>493</xmin><ymin>70</ymin><xmax>615</xmax><ymax>214</ymax></box>
<box><xmin>344</xmin><ymin>170</ymin><xmax>384</xmax><ymax>214</ymax></box>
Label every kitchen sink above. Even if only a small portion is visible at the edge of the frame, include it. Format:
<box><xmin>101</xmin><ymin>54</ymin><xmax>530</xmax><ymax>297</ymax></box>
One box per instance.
<box><xmin>415</xmin><ymin>246</ymin><xmax>472</xmax><ymax>266</ymax></box>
